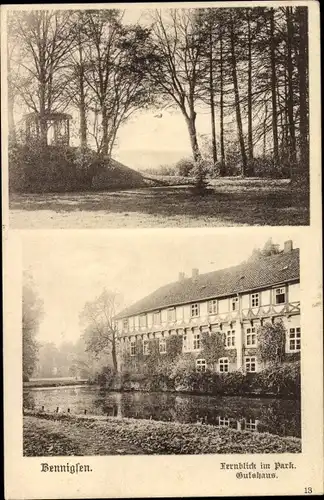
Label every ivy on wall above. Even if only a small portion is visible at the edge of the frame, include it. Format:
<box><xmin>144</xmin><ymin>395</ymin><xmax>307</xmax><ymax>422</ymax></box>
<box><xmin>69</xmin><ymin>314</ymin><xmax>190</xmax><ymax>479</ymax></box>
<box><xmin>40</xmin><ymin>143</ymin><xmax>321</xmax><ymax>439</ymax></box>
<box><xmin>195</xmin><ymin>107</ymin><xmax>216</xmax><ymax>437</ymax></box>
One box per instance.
<box><xmin>257</xmin><ymin>319</ymin><xmax>287</xmax><ymax>364</ymax></box>
<box><xmin>201</xmin><ymin>331</ymin><xmax>228</xmax><ymax>369</ymax></box>
<box><xmin>122</xmin><ymin>335</ymin><xmax>184</xmax><ymax>376</ymax></box>
<box><xmin>121</xmin><ymin>331</ymin><xmax>239</xmax><ymax>375</ymax></box>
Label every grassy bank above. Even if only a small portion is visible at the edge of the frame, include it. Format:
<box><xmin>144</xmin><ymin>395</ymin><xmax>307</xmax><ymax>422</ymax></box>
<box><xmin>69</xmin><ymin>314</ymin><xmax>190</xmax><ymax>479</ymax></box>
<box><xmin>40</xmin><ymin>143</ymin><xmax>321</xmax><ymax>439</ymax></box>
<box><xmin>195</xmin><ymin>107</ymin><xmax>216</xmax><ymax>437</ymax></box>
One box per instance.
<box><xmin>23</xmin><ymin>411</ymin><xmax>301</xmax><ymax>456</ymax></box>
<box><xmin>10</xmin><ymin>178</ymin><xmax>309</xmax><ymax>229</ymax></box>
<box><xmin>24</xmin><ymin>378</ymin><xmax>88</xmax><ymax>388</ymax></box>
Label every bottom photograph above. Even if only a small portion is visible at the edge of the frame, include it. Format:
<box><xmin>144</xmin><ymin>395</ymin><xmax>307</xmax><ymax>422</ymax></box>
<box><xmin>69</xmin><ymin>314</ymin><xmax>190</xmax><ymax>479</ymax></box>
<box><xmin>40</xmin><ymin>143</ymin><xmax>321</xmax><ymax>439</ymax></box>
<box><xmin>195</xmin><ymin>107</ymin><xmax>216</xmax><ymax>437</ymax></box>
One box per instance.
<box><xmin>22</xmin><ymin>231</ymin><xmax>301</xmax><ymax>456</ymax></box>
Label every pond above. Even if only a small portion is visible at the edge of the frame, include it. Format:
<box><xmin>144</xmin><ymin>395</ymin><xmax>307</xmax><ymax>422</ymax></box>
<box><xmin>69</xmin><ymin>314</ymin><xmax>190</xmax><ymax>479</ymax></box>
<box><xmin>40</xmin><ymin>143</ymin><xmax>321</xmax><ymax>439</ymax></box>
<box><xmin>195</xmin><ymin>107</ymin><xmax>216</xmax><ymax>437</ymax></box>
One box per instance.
<box><xmin>23</xmin><ymin>385</ymin><xmax>301</xmax><ymax>438</ymax></box>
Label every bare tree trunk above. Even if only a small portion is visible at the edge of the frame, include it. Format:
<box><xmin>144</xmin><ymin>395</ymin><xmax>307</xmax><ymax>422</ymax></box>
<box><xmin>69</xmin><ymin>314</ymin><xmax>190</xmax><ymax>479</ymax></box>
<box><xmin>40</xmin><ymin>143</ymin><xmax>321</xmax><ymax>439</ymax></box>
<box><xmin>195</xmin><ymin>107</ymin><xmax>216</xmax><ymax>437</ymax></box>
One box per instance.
<box><xmin>270</xmin><ymin>8</ymin><xmax>279</xmax><ymax>166</ymax></box>
<box><xmin>101</xmin><ymin>105</ymin><xmax>109</xmax><ymax>156</ymax></box>
<box><xmin>111</xmin><ymin>334</ymin><xmax>118</xmax><ymax>372</ymax></box>
<box><xmin>297</xmin><ymin>7</ymin><xmax>309</xmax><ymax>181</ymax></box>
<box><xmin>8</xmin><ymin>92</ymin><xmax>16</xmax><ymax>142</ymax></box>
<box><xmin>247</xmin><ymin>14</ymin><xmax>254</xmax><ymax>164</ymax></box>
<box><xmin>78</xmin><ymin>40</ymin><xmax>87</xmax><ymax>149</ymax></box>
<box><xmin>263</xmin><ymin>100</ymin><xmax>268</xmax><ymax>156</ymax></box>
<box><xmin>209</xmin><ymin>28</ymin><xmax>217</xmax><ymax>165</ymax></box>
<box><xmin>39</xmin><ymin>79</ymin><xmax>47</xmax><ymax>147</ymax></box>
<box><xmin>219</xmin><ymin>29</ymin><xmax>225</xmax><ymax>173</ymax></box>
<box><xmin>229</xmin><ymin>18</ymin><xmax>247</xmax><ymax>176</ymax></box>
<box><xmin>184</xmin><ymin>109</ymin><xmax>201</xmax><ymax>162</ymax></box>
<box><xmin>286</xmin><ymin>7</ymin><xmax>297</xmax><ymax>165</ymax></box>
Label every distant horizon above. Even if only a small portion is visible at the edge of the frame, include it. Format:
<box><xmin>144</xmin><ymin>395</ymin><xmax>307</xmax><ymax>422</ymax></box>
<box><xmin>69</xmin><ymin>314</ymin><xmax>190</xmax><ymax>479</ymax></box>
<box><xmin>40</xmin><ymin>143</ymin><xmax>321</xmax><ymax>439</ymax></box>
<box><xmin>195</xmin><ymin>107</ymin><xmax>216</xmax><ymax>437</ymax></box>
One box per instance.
<box><xmin>115</xmin><ymin>148</ymin><xmax>192</xmax><ymax>171</ymax></box>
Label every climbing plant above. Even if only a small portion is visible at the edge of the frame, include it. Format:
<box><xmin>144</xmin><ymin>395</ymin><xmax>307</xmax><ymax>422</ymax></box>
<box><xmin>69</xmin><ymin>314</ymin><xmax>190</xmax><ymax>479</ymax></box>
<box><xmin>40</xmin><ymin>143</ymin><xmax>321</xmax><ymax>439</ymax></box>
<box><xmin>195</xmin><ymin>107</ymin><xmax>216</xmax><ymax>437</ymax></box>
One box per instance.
<box><xmin>257</xmin><ymin>320</ymin><xmax>286</xmax><ymax>364</ymax></box>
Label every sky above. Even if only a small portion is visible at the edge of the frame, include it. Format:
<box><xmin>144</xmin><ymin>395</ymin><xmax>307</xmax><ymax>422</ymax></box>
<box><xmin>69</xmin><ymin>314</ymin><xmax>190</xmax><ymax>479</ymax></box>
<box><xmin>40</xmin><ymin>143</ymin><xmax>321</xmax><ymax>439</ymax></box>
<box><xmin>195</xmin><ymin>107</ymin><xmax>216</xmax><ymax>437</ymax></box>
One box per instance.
<box><xmin>22</xmin><ymin>229</ymin><xmax>302</xmax><ymax>346</ymax></box>
<box><xmin>11</xmin><ymin>5</ymin><xmax>234</xmax><ymax>171</ymax></box>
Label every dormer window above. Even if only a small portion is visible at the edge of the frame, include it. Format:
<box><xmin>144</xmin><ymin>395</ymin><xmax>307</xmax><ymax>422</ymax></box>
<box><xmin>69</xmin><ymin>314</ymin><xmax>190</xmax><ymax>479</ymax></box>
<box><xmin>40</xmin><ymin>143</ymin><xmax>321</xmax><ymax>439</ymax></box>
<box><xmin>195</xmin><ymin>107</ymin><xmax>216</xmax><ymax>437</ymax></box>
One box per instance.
<box><xmin>274</xmin><ymin>287</ymin><xmax>286</xmax><ymax>304</ymax></box>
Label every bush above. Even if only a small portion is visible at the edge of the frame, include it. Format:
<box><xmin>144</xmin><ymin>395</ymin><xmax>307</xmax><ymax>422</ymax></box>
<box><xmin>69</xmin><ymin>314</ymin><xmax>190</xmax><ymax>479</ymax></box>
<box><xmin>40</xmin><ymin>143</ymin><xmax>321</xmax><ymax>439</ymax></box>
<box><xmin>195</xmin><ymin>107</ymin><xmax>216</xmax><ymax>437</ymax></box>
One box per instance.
<box><xmin>254</xmin><ymin>361</ymin><xmax>301</xmax><ymax>398</ymax></box>
<box><xmin>175</xmin><ymin>157</ymin><xmax>195</xmax><ymax>177</ymax></box>
<box><xmin>95</xmin><ymin>366</ymin><xmax>115</xmax><ymax>388</ymax></box>
<box><xmin>8</xmin><ymin>141</ymin><xmax>145</xmax><ymax>193</ymax></box>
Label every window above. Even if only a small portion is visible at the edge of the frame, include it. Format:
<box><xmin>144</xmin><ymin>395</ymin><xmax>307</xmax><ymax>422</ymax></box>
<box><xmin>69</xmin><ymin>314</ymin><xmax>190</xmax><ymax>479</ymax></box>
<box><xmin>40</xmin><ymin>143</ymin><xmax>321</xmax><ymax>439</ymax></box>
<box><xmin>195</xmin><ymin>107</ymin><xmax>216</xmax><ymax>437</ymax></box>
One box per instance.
<box><xmin>225</xmin><ymin>330</ymin><xmax>235</xmax><ymax>347</ymax></box>
<box><xmin>218</xmin><ymin>417</ymin><xmax>230</xmax><ymax>427</ymax></box>
<box><xmin>143</xmin><ymin>340</ymin><xmax>149</xmax><ymax>355</ymax></box>
<box><xmin>167</xmin><ymin>308</ymin><xmax>176</xmax><ymax>322</ymax></box>
<box><xmin>159</xmin><ymin>339</ymin><xmax>166</xmax><ymax>354</ymax></box>
<box><xmin>193</xmin><ymin>333</ymin><xmax>201</xmax><ymax>350</ymax></box>
<box><xmin>251</xmin><ymin>293</ymin><xmax>260</xmax><ymax>307</ymax></box>
<box><xmin>245</xmin><ymin>419</ymin><xmax>258</xmax><ymax>431</ymax></box>
<box><xmin>246</xmin><ymin>327</ymin><xmax>257</xmax><ymax>347</ymax></box>
<box><xmin>208</xmin><ymin>299</ymin><xmax>217</xmax><ymax>314</ymax></box>
<box><xmin>123</xmin><ymin>318</ymin><xmax>129</xmax><ymax>331</ymax></box>
<box><xmin>288</xmin><ymin>327</ymin><xmax>301</xmax><ymax>352</ymax></box>
<box><xmin>245</xmin><ymin>356</ymin><xmax>257</xmax><ymax>372</ymax></box>
<box><xmin>130</xmin><ymin>341</ymin><xmax>136</xmax><ymax>356</ymax></box>
<box><xmin>139</xmin><ymin>314</ymin><xmax>147</xmax><ymax>327</ymax></box>
<box><xmin>196</xmin><ymin>359</ymin><xmax>207</xmax><ymax>372</ymax></box>
<box><xmin>153</xmin><ymin>311</ymin><xmax>161</xmax><ymax>325</ymax></box>
<box><xmin>190</xmin><ymin>303</ymin><xmax>200</xmax><ymax>317</ymax></box>
<box><xmin>231</xmin><ymin>297</ymin><xmax>239</xmax><ymax>311</ymax></box>
<box><xmin>219</xmin><ymin>357</ymin><xmax>229</xmax><ymax>373</ymax></box>
<box><xmin>274</xmin><ymin>287</ymin><xmax>286</xmax><ymax>304</ymax></box>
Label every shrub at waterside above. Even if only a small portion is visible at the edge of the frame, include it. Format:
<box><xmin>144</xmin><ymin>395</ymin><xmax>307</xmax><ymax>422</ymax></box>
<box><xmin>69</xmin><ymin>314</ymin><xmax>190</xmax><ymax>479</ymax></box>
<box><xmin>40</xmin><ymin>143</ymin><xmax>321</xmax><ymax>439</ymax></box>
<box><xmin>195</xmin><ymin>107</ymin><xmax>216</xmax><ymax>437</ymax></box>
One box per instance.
<box><xmin>97</xmin><ymin>361</ymin><xmax>300</xmax><ymax>399</ymax></box>
<box><xmin>107</xmin><ymin>326</ymin><xmax>300</xmax><ymax>398</ymax></box>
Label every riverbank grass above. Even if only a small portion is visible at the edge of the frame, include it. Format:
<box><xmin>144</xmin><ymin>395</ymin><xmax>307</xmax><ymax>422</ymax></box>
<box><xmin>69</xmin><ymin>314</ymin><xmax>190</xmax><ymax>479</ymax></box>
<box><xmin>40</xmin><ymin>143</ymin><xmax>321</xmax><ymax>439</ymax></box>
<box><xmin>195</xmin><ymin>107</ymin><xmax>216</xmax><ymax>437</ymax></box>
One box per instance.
<box><xmin>23</xmin><ymin>412</ymin><xmax>301</xmax><ymax>456</ymax></box>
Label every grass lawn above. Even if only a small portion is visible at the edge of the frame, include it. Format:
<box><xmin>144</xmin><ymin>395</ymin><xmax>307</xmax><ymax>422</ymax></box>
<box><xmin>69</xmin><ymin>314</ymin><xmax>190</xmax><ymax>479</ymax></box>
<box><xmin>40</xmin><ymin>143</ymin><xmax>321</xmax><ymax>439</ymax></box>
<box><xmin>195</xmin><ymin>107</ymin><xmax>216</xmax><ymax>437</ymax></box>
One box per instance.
<box><xmin>23</xmin><ymin>412</ymin><xmax>301</xmax><ymax>456</ymax></box>
<box><xmin>9</xmin><ymin>178</ymin><xmax>309</xmax><ymax>228</ymax></box>
<box><xmin>24</xmin><ymin>377</ymin><xmax>88</xmax><ymax>388</ymax></box>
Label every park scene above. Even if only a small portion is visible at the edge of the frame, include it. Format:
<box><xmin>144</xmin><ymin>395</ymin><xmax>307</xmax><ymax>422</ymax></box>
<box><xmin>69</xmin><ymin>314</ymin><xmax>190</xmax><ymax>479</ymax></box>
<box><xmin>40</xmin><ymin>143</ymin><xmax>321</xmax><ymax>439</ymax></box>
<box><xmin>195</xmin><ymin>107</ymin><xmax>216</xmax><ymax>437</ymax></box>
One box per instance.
<box><xmin>7</xmin><ymin>6</ymin><xmax>309</xmax><ymax>227</ymax></box>
<box><xmin>22</xmin><ymin>232</ymin><xmax>302</xmax><ymax>456</ymax></box>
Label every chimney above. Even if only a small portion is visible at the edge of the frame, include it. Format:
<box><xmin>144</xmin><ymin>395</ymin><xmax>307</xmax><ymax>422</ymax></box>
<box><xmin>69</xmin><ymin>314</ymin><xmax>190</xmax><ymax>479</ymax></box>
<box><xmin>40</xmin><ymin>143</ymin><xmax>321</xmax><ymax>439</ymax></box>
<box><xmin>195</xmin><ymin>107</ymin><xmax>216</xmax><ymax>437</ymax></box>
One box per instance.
<box><xmin>192</xmin><ymin>268</ymin><xmax>199</xmax><ymax>282</ymax></box>
<box><xmin>283</xmin><ymin>240</ymin><xmax>293</xmax><ymax>253</ymax></box>
<box><xmin>178</xmin><ymin>272</ymin><xmax>185</xmax><ymax>282</ymax></box>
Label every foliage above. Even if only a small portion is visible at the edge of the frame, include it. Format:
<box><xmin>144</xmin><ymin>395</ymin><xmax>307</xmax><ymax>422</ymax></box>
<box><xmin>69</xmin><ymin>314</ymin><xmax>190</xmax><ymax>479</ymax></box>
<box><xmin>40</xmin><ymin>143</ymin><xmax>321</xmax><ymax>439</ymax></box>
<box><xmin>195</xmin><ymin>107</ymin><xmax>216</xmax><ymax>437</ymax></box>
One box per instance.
<box><xmin>122</xmin><ymin>335</ymin><xmax>184</xmax><ymax>378</ymax></box>
<box><xmin>8</xmin><ymin>141</ymin><xmax>104</xmax><ymax>193</ymax></box>
<box><xmin>175</xmin><ymin>158</ymin><xmax>195</xmax><ymax>177</ymax></box>
<box><xmin>22</xmin><ymin>272</ymin><xmax>44</xmax><ymax>380</ymax></box>
<box><xmin>252</xmin><ymin>361</ymin><xmax>301</xmax><ymax>398</ymax></box>
<box><xmin>200</xmin><ymin>331</ymin><xmax>227</xmax><ymax>368</ymax></box>
<box><xmin>257</xmin><ymin>320</ymin><xmax>286</xmax><ymax>364</ymax></box>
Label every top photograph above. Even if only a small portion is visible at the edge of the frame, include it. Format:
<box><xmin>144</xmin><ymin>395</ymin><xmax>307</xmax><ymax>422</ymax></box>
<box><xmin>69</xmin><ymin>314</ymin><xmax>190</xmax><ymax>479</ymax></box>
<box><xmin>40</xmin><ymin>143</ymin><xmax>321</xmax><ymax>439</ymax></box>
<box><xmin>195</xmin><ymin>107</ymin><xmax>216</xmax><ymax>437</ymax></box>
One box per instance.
<box><xmin>4</xmin><ymin>4</ymin><xmax>311</xmax><ymax>228</ymax></box>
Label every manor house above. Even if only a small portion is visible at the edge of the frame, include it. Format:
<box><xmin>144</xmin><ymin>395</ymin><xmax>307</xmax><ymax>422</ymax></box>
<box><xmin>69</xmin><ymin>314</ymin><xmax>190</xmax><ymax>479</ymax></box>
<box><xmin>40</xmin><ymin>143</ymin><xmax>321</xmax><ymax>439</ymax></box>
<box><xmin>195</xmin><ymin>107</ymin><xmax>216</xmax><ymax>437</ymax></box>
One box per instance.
<box><xmin>115</xmin><ymin>241</ymin><xmax>300</xmax><ymax>373</ymax></box>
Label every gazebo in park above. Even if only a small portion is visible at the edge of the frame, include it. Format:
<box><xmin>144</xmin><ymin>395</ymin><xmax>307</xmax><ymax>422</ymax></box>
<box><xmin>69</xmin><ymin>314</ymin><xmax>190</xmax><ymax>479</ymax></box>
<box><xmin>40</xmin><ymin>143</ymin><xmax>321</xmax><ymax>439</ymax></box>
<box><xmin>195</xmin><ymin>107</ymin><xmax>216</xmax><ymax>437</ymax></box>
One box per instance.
<box><xmin>23</xmin><ymin>112</ymin><xmax>72</xmax><ymax>146</ymax></box>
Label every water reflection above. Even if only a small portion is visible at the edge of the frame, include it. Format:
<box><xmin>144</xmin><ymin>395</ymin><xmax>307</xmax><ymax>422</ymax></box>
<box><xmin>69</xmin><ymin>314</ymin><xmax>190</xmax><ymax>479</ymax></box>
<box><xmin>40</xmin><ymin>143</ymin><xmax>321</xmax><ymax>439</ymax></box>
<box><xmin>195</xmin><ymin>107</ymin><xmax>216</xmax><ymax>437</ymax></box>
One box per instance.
<box><xmin>23</xmin><ymin>386</ymin><xmax>301</xmax><ymax>438</ymax></box>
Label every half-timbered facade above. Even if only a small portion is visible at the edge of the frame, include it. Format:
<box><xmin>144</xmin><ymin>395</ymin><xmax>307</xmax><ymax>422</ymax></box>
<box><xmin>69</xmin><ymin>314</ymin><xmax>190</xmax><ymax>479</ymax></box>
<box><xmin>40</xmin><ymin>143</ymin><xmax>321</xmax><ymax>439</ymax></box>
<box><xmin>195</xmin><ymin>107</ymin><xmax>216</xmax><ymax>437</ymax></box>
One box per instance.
<box><xmin>115</xmin><ymin>241</ymin><xmax>300</xmax><ymax>373</ymax></box>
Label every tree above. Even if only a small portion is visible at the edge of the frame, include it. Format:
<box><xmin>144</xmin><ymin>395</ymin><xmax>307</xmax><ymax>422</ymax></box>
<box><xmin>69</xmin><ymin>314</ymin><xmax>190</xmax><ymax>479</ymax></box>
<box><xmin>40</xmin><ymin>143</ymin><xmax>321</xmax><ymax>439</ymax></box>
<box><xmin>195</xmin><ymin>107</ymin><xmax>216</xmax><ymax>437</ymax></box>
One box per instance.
<box><xmin>145</xmin><ymin>9</ymin><xmax>204</xmax><ymax>163</ymax></box>
<box><xmin>22</xmin><ymin>272</ymin><xmax>44</xmax><ymax>380</ymax></box>
<box><xmin>79</xmin><ymin>10</ymin><xmax>151</xmax><ymax>156</ymax></box>
<box><xmin>10</xmin><ymin>10</ymin><xmax>76</xmax><ymax>146</ymax></box>
<box><xmin>296</xmin><ymin>7</ymin><xmax>309</xmax><ymax>182</ymax></box>
<box><xmin>79</xmin><ymin>289</ymin><xmax>121</xmax><ymax>372</ymax></box>
<box><xmin>258</xmin><ymin>320</ymin><xmax>286</xmax><ymax>364</ymax></box>
<box><xmin>228</xmin><ymin>10</ymin><xmax>248</xmax><ymax>175</ymax></box>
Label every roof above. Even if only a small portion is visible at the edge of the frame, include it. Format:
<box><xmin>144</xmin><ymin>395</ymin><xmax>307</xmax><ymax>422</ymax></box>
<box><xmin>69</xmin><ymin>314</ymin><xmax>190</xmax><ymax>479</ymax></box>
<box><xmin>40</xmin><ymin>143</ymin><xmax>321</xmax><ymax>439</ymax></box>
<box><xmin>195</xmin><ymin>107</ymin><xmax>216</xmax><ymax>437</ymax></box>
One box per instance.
<box><xmin>115</xmin><ymin>249</ymin><xmax>300</xmax><ymax>319</ymax></box>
